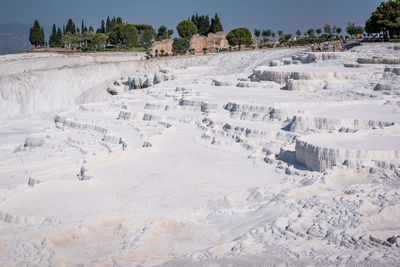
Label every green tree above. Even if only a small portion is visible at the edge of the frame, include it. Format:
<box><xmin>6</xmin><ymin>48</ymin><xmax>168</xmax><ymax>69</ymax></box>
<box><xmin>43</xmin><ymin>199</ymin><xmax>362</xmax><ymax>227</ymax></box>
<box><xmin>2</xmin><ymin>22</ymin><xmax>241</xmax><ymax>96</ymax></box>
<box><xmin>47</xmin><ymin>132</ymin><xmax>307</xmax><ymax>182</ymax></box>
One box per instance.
<box><xmin>336</xmin><ymin>27</ymin><xmax>342</xmax><ymax>36</ymax></box>
<box><xmin>157</xmin><ymin>25</ymin><xmax>168</xmax><ymax>40</ymax></box>
<box><xmin>100</xmin><ymin>20</ymin><xmax>105</xmax><ymax>33</ymax></box>
<box><xmin>49</xmin><ymin>24</ymin><xmax>57</xmax><ymax>47</ymax></box>
<box><xmin>172</xmin><ymin>38</ymin><xmax>190</xmax><ymax>54</ymax></box>
<box><xmin>66</xmin><ymin>18</ymin><xmax>75</xmax><ymax>34</ymax></box>
<box><xmin>365</xmin><ymin>0</ymin><xmax>400</xmax><ymax>38</ymax></box>
<box><xmin>135</xmin><ymin>24</ymin><xmax>153</xmax><ymax>32</ymax></box>
<box><xmin>316</xmin><ymin>28</ymin><xmax>322</xmax><ymax>37</ymax></box>
<box><xmin>94</xmin><ymin>33</ymin><xmax>108</xmax><ymax>47</ymax></box>
<box><xmin>62</xmin><ymin>32</ymin><xmax>73</xmax><ymax>48</ymax></box>
<box><xmin>56</xmin><ymin>27</ymin><xmax>63</xmax><ymax>47</ymax></box>
<box><xmin>262</xmin><ymin>29</ymin><xmax>272</xmax><ymax>42</ymax></box>
<box><xmin>254</xmin><ymin>29</ymin><xmax>261</xmax><ymax>39</ymax></box>
<box><xmin>191</xmin><ymin>14</ymin><xmax>210</xmax><ymax>36</ymax></box>
<box><xmin>307</xmin><ymin>28</ymin><xmax>315</xmax><ymax>39</ymax></box>
<box><xmin>347</xmin><ymin>22</ymin><xmax>364</xmax><ymax>38</ymax></box>
<box><xmin>296</xmin><ymin>29</ymin><xmax>301</xmax><ymax>39</ymax></box>
<box><xmin>167</xmin><ymin>29</ymin><xmax>173</xmax><ymax>38</ymax></box>
<box><xmin>226</xmin><ymin>27</ymin><xmax>253</xmax><ymax>49</ymax></box>
<box><xmin>121</xmin><ymin>24</ymin><xmax>139</xmax><ymax>48</ymax></box>
<box><xmin>117</xmin><ymin>17</ymin><xmax>123</xmax><ymax>24</ymax></box>
<box><xmin>177</xmin><ymin>20</ymin><xmax>198</xmax><ymax>39</ymax></box>
<box><xmin>280</xmin><ymin>33</ymin><xmax>292</xmax><ymax>43</ymax></box>
<box><xmin>356</xmin><ymin>26</ymin><xmax>365</xmax><ymax>36</ymax></box>
<box><xmin>200</xmin><ymin>14</ymin><xmax>210</xmax><ymax>35</ymax></box>
<box><xmin>40</xmin><ymin>27</ymin><xmax>45</xmax><ymax>46</ymax></box>
<box><xmin>72</xmin><ymin>32</ymin><xmax>82</xmax><ymax>47</ymax></box>
<box><xmin>29</xmin><ymin>20</ymin><xmax>44</xmax><ymax>47</ymax></box>
<box><xmin>277</xmin><ymin>30</ymin><xmax>283</xmax><ymax>37</ymax></box>
<box><xmin>89</xmin><ymin>26</ymin><xmax>94</xmax><ymax>33</ymax></box>
<box><xmin>81</xmin><ymin>30</ymin><xmax>94</xmax><ymax>46</ymax></box>
<box><xmin>106</xmin><ymin>16</ymin><xmax>111</xmax><ymax>33</ymax></box>
<box><xmin>140</xmin><ymin>28</ymin><xmax>155</xmax><ymax>48</ymax></box>
<box><xmin>81</xmin><ymin>20</ymin><xmax>85</xmax><ymax>33</ymax></box>
<box><xmin>210</xmin><ymin>13</ymin><xmax>223</xmax><ymax>33</ymax></box>
<box><xmin>108</xmin><ymin>24</ymin><xmax>123</xmax><ymax>45</ymax></box>
<box><xmin>323</xmin><ymin>24</ymin><xmax>331</xmax><ymax>35</ymax></box>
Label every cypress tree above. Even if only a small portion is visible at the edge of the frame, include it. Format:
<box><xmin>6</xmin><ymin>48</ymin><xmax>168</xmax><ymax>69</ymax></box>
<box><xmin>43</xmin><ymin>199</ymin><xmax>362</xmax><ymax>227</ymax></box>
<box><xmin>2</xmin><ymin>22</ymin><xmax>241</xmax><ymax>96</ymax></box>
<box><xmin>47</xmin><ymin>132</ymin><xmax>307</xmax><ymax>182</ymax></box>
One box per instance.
<box><xmin>49</xmin><ymin>24</ymin><xmax>57</xmax><ymax>47</ymax></box>
<box><xmin>29</xmin><ymin>20</ymin><xmax>43</xmax><ymax>47</ymax></box>
<box><xmin>81</xmin><ymin>20</ymin><xmax>85</xmax><ymax>33</ymax></box>
<box><xmin>191</xmin><ymin>14</ymin><xmax>210</xmax><ymax>36</ymax></box>
<box><xmin>63</xmin><ymin>25</ymin><xmax>66</xmax><ymax>35</ymax></box>
<box><xmin>40</xmin><ymin>27</ymin><xmax>45</xmax><ymax>46</ymax></box>
<box><xmin>101</xmin><ymin>20</ymin><xmax>105</xmax><ymax>33</ymax></box>
<box><xmin>77</xmin><ymin>27</ymin><xmax>80</xmax><ymax>34</ymax></box>
<box><xmin>89</xmin><ymin>26</ymin><xmax>94</xmax><ymax>33</ymax></box>
<box><xmin>56</xmin><ymin>27</ymin><xmax>63</xmax><ymax>47</ymax></box>
<box><xmin>106</xmin><ymin>16</ymin><xmax>111</xmax><ymax>33</ymax></box>
<box><xmin>116</xmin><ymin>17</ymin><xmax>122</xmax><ymax>24</ymax></box>
<box><xmin>66</xmin><ymin>18</ymin><xmax>75</xmax><ymax>34</ymax></box>
<box><xmin>191</xmin><ymin>14</ymin><xmax>199</xmax><ymax>29</ymax></box>
<box><xmin>111</xmin><ymin>17</ymin><xmax>116</xmax><ymax>28</ymax></box>
<box><xmin>210</xmin><ymin>13</ymin><xmax>223</xmax><ymax>33</ymax></box>
<box><xmin>203</xmin><ymin>15</ymin><xmax>211</xmax><ymax>35</ymax></box>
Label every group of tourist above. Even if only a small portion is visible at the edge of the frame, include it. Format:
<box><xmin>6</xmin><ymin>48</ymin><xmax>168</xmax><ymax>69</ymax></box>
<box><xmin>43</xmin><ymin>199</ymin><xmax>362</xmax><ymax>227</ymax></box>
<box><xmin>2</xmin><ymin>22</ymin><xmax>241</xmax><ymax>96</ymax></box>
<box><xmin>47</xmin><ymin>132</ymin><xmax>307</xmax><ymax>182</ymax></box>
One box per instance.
<box><xmin>311</xmin><ymin>39</ymin><xmax>347</xmax><ymax>52</ymax></box>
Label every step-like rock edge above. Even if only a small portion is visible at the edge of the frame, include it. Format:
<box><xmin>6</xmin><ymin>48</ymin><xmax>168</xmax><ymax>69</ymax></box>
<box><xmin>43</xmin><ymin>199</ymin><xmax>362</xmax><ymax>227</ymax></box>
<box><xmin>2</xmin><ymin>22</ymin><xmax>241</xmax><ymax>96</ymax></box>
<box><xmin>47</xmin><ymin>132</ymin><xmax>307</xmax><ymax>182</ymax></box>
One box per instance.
<box><xmin>295</xmin><ymin>133</ymin><xmax>400</xmax><ymax>172</ymax></box>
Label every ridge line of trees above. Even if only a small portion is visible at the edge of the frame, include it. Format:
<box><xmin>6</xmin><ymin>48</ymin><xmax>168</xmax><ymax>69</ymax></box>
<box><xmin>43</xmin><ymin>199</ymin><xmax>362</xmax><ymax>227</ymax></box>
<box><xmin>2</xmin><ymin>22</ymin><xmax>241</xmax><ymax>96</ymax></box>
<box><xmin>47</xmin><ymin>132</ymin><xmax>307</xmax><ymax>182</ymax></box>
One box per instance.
<box><xmin>31</xmin><ymin>16</ymin><xmax>176</xmax><ymax>51</ymax></box>
<box><xmin>190</xmin><ymin>13</ymin><xmax>223</xmax><ymax>36</ymax></box>
<box><xmin>29</xmin><ymin>1</ymin><xmax>399</xmax><ymax>54</ymax></box>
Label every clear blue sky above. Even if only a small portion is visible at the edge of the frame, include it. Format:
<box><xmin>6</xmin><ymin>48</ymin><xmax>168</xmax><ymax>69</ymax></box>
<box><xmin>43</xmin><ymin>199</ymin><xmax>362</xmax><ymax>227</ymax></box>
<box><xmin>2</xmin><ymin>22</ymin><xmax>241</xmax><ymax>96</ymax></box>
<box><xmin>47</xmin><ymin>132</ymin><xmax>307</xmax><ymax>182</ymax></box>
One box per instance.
<box><xmin>1</xmin><ymin>0</ymin><xmax>381</xmax><ymax>35</ymax></box>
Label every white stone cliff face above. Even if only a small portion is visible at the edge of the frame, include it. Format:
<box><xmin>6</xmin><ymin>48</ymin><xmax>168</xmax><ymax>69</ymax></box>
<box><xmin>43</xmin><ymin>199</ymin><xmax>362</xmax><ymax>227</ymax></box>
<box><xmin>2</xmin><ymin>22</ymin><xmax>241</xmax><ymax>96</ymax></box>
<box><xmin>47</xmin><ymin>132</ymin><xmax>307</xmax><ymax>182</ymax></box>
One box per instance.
<box><xmin>295</xmin><ymin>131</ymin><xmax>400</xmax><ymax>171</ymax></box>
<box><xmin>251</xmin><ymin>68</ymin><xmax>382</xmax><ymax>84</ymax></box>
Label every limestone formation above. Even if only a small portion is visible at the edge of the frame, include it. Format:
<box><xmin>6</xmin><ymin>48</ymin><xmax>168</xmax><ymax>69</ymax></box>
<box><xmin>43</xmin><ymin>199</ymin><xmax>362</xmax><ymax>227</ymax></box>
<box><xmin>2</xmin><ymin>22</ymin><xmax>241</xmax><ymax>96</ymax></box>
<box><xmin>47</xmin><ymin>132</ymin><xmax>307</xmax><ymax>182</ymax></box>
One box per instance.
<box><xmin>128</xmin><ymin>72</ymin><xmax>174</xmax><ymax>90</ymax></box>
<box><xmin>357</xmin><ymin>57</ymin><xmax>400</xmax><ymax>64</ymax></box>
<box><xmin>24</xmin><ymin>136</ymin><xmax>45</xmax><ymax>148</ymax></box>
<box><xmin>295</xmin><ymin>131</ymin><xmax>400</xmax><ymax>171</ymax></box>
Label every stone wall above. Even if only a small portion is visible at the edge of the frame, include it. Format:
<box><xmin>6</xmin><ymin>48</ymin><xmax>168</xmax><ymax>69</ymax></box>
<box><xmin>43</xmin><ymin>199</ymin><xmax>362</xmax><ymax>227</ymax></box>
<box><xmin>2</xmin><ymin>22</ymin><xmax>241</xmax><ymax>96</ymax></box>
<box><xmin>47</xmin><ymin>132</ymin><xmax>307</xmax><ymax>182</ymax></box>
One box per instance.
<box><xmin>190</xmin><ymin>34</ymin><xmax>208</xmax><ymax>53</ymax></box>
<box><xmin>151</xmin><ymin>38</ymin><xmax>173</xmax><ymax>55</ymax></box>
<box><xmin>151</xmin><ymin>31</ymin><xmax>230</xmax><ymax>55</ymax></box>
<box><xmin>190</xmin><ymin>31</ymin><xmax>230</xmax><ymax>53</ymax></box>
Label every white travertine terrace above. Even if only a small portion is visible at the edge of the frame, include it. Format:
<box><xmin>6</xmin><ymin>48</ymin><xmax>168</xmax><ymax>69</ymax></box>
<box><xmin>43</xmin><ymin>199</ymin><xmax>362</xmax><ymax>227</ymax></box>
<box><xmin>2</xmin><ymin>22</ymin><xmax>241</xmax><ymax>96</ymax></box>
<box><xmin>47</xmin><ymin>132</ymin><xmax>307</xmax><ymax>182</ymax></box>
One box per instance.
<box><xmin>296</xmin><ymin>127</ymin><xmax>400</xmax><ymax>171</ymax></box>
<box><xmin>1</xmin><ymin>44</ymin><xmax>400</xmax><ymax>266</ymax></box>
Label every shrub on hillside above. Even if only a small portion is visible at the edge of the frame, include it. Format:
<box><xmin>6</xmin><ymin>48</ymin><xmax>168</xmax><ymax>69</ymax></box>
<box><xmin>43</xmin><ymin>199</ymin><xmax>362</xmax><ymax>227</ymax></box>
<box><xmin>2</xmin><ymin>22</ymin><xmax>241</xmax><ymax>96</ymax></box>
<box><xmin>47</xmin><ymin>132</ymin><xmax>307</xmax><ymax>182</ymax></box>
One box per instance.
<box><xmin>177</xmin><ymin>20</ymin><xmax>198</xmax><ymax>39</ymax></box>
<box><xmin>226</xmin><ymin>28</ymin><xmax>253</xmax><ymax>50</ymax></box>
